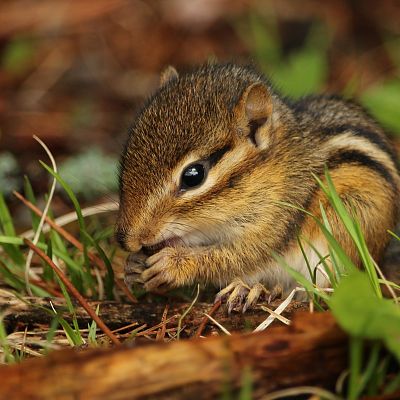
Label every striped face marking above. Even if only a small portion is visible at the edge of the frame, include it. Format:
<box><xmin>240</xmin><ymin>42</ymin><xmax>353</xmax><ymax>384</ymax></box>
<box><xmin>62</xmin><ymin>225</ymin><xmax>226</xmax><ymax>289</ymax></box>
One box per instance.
<box><xmin>170</xmin><ymin>141</ymin><xmax>255</xmax><ymax>200</ymax></box>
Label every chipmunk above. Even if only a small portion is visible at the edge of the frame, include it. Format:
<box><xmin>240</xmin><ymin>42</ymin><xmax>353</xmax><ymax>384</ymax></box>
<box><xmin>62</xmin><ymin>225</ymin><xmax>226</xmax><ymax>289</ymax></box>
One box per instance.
<box><xmin>115</xmin><ymin>63</ymin><xmax>400</xmax><ymax>312</ymax></box>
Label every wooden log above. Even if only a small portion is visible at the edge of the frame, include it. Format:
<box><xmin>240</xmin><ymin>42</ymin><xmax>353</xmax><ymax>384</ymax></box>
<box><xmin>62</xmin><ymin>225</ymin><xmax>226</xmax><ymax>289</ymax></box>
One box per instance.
<box><xmin>0</xmin><ymin>312</ymin><xmax>348</xmax><ymax>400</ymax></box>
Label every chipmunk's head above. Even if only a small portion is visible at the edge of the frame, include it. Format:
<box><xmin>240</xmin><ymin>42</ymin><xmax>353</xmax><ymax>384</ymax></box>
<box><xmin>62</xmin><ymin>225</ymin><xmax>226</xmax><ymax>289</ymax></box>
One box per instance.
<box><xmin>116</xmin><ymin>63</ymin><xmax>294</xmax><ymax>254</ymax></box>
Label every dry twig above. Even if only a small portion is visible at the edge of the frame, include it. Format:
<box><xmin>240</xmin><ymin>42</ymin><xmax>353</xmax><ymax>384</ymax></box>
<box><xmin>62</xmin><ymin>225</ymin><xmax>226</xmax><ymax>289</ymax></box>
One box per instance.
<box><xmin>195</xmin><ymin>299</ymin><xmax>221</xmax><ymax>338</ymax></box>
<box><xmin>156</xmin><ymin>305</ymin><xmax>169</xmax><ymax>341</ymax></box>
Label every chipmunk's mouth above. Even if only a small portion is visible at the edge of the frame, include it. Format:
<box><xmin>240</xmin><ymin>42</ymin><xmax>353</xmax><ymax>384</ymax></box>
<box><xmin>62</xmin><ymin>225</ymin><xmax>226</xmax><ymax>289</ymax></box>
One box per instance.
<box><xmin>142</xmin><ymin>236</ymin><xmax>185</xmax><ymax>256</ymax></box>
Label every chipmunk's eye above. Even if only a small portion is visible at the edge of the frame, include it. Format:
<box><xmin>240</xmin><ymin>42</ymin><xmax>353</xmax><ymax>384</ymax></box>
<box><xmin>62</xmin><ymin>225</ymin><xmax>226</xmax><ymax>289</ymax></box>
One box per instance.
<box><xmin>180</xmin><ymin>162</ymin><xmax>208</xmax><ymax>190</ymax></box>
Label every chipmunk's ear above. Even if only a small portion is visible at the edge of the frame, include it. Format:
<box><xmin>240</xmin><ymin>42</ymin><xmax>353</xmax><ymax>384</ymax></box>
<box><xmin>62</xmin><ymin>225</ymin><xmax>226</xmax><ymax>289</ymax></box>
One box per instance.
<box><xmin>234</xmin><ymin>82</ymin><xmax>273</xmax><ymax>148</ymax></box>
<box><xmin>160</xmin><ymin>66</ymin><xmax>179</xmax><ymax>86</ymax></box>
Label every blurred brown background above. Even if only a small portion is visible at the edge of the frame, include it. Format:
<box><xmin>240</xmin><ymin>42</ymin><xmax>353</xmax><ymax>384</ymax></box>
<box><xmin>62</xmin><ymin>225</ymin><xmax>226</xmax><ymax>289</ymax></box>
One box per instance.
<box><xmin>0</xmin><ymin>0</ymin><xmax>399</xmax><ymax>204</ymax></box>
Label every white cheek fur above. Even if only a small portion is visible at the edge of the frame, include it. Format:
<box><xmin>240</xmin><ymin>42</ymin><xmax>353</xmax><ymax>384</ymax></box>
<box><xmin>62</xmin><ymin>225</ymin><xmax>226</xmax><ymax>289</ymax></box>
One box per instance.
<box><xmin>150</xmin><ymin>219</ymin><xmax>222</xmax><ymax>248</ymax></box>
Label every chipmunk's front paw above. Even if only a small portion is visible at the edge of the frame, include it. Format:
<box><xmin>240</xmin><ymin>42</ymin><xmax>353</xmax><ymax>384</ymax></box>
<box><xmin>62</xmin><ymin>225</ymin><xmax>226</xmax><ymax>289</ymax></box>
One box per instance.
<box><xmin>215</xmin><ymin>279</ymin><xmax>282</xmax><ymax>314</ymax></box>
<box><xmin>141</xmin><ymin>247</ymin><xmax>191</xmax><ymax>291</ymax></box>
<box><xmin>124</xmin><ymin>252</ymin><xmax>148</xmax><ymax>287</ymax></box>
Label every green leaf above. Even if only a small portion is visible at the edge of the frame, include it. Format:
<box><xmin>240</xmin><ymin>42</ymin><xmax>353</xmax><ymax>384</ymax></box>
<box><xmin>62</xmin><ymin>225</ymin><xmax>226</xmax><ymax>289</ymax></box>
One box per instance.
<box><xmin>329</xmin><ymin>270</ymin><xmax>400</xmax><ymax>361</ymax></box>
<box><xmin>0</xmin><ymin>235</ymin><xmax>85</xmax><ymax>284</ymax></box>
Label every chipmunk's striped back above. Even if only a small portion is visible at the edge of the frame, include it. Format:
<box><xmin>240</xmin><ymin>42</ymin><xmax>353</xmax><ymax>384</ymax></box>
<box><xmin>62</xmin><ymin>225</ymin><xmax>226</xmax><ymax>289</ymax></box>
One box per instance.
<box><xmin>295</xmin><ymin>95</ymin><xmax>398</xmax><ymax>184</ymax></box>
<box><xmin>276</xmin><ymin>94</ymin><xmax>400</xmax><ymax>288</ymax></box>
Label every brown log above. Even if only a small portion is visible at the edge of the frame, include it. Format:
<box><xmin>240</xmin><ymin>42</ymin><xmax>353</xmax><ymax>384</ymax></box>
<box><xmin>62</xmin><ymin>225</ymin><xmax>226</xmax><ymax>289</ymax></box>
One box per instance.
<box><xmin>0</xmin><ymin>312</ymin><xmax>348</xmax><ymax>400</ymax></box>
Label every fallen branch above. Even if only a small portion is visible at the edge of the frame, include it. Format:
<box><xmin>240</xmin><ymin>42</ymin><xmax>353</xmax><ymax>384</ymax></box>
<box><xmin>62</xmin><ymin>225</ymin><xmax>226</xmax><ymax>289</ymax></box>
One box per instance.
<box><xmin>0</xmin><ymin>312</ymin><xmax>348</xmax><ymax>399</ymax></box>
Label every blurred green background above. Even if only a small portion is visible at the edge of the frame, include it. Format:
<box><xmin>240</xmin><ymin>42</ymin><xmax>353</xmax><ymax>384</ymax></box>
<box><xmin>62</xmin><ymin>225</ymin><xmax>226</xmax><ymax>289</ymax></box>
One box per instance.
<box><xmin>0</xmin><ymin>0</ymin><xmax>399</xmax><ymax>206</ymax></box>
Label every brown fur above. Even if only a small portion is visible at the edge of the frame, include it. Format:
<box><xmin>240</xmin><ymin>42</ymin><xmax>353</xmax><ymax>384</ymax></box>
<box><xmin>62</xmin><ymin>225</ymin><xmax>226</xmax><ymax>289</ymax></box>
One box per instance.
<box><xmin>116</xmin><ymin>63</ymin><xmax>399</xmax><ymax>298</ymax></box>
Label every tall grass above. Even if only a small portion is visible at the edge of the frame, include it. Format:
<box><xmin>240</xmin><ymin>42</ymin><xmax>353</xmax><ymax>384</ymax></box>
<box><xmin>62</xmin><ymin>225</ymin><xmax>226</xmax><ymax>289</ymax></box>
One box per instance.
<box><xmin>0</xmin><ymin>158</ymin><xmax>120</xmax><ymax>360</ymax></box>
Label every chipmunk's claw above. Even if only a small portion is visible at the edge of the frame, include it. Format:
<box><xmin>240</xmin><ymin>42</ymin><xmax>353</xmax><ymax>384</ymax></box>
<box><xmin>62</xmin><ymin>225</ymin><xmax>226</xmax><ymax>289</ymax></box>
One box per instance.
<box><xmin>227</xmin><ymin>284</ymin><xmax>249</xmax><ymax>314</ymax></box>
<box><xmin>267</xmin><ymin>285</ymin><xmax>283</xmax><ymax>304</ymax></box>
<box><xmin>124</xmin><ymin>252</ymin><xmax>147</xmax><ymax>286</ymax></box>
<box><xmin>242</xmin><ymin>283</ymin><xmax>267</xmax><ymax>313</ymax></box>
<box><xmin>216</xmin><ymin>279</ymin><xmax>274</xmax><ymax>313</ymax></box>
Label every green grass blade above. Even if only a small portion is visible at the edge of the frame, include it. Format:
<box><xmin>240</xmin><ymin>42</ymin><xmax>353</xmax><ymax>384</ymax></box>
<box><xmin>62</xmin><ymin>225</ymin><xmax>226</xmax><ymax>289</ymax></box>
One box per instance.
<box><xmin>0</xmin><ymin>193</ymin><xmax>24</xmax><ymax>265</ymax></box>
<box><xmin>238</xmin><ymin>366</ymin><xmax>253</xmax><ymax>400</ymax></box>
<box><xmin>0</xmin><ymin>315</ymin><xmax>15</xmax><ymax>363</ymax></box>
<box><xmin>82</xmin><ymin>230</ymin><xmax>114</xmax><ymax>299</ymax></box>
<box><xmin>23</xmin><ymin>175</ymin><xmax>41</xmax><ymax>232</ymax></box>
<box><xmin>0</xmin><ymin>258</ymin><xmax>26</xmax><ymax>292</ymax></box>
<box><xmin>297</xmin><ymin>236</ymin><xmax>314</xmax><ymax>283</ymax></box>
<box><xmin>0</xmin><ymin>236</ymin><xmax>24</xmax><ymax>245</ymax></box>
<box><xmin>301</xmin><ymin>237</ymin><xmax>336</xmax><ymax>288</ymax></box>
<box><xmin>357</xmin><ymin>342</ymin><xmax>381</xmax><ymax>397</ymax></box>
<box><xmin>384</xmin><ymin>371</ymin><xmax>400</xmax><ymax>394</ymax></box>
<box><xmin>278</xmin><ymin>198</ymin><xmax>357</xmax><ymax>275</ymax></box>
<box><xmin>371</xmin><ymin>357</ymin><xmax>390</xmax><ymax>395</ymax></box>
<box><xmin>40</xmin><ymin>162</ymin><xmax>85</xmax><ymax>229</ymax></box>
<box><xmin>321</xmin><ymin>170</ymin><xmax>381</xmax><ymax>297</ymax></box>
<box><xmin>0</xmin><ymin>256</ymin><xmax>52</xmax><ymax>296</ymax></box>
<box><xmin>55</xmin><ymin>275</ymin><xmax>84</xmax><ymax>345</ymax></box>
<box><xmin>348</xmin><ymin>336</ymin><xmax>363</xmax><ymax>400</ymax></box>
<box><xmin>0</xmin><ymin>192</ymin><xmax>17</xmax><ymax>236</ymax></box>
<box><xmin>319</xmin><ymin>201</ymin><xmax>342</xmax><ymax>279</ymax></box>
<box><xmin>316</xmin><ymin>221</ymin><xmax>357</xmax><ymax>273</ymax></box>
<box><xmin>271</xmin><ymin>251</ymin><xmax>329</xmax><ymax>301</ymax></box>
<box><xmin>40</xmin><ymin>161</ymin><xmax>91</xmax><ymax>270</ymax></box>
<box><xmin>0</xmin><ymin>235</ymin><xmax>89</xmax><ymax>293</ymax></box>
<box><xmin>88</xmin><ymin>304</ymin><xmax>100</xmax><ymax>346</ymax></box>
<box><xmin>45</xmin><ymin>317</ymin><xmax>60</xmax><ymax>354</ymax></box>
<box><xmin>57</xmin><ymin>316</ymin><xmax>83</xmax><ymax>346</ymax></box>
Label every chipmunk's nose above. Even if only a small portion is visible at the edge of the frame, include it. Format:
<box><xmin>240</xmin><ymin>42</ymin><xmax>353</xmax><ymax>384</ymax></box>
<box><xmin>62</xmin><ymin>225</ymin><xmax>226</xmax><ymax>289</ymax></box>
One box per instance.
<box><xmin>115</xmin><ymin>230</ymin><xmax>142</xmax><ymax>253</ymax></box>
